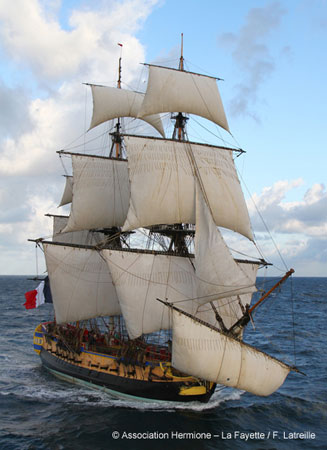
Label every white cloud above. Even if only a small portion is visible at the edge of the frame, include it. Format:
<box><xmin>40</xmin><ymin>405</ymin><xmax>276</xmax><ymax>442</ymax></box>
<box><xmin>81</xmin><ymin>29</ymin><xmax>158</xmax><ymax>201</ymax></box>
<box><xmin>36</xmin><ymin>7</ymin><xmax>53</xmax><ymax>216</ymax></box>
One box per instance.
<box><xmin>247</xmin><ymin>180</ymin><xmax>327</xmax><ymax>276</ymax></box>
<box><xmin>250</xmin><ymin>179</ymin><xmax>304</xmax><ymax>211</ymax></box>
<box><xmin>0</xmin><ymin>0</ymin><xmax>162</xmax><ymax>178</ymax></box>
<box><xmin>0</xmin><ymin>82</ymin><xmax>32</xmax><ymax>138</ymax></box>
<box><xmin>0</xmin><ymin>0</ymin><xmax>158</xmax><ymax>82</ymax></box>
<box><xmin>0</xmin><ymin>0</ymin><xmax>160</xmax><ymax>274</ymax></box>
<box><xmin>250</xmin><ymin>180</ymin><xmax>327</xmax><ymax>238</ymax></box>
<box><xmin>0</xmin><ymin>189</ymin><xmax>53</xmax><ymax>275</ymax></box>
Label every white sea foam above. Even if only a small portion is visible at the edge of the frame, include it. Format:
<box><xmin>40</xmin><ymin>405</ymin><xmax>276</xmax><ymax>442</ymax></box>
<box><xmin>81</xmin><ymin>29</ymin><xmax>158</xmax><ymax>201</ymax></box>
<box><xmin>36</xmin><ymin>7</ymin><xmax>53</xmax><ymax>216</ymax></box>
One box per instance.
<box><xmin>87</xmin><ymin>386</ymin><xmax>244</xmax><ymax>411</ymax></box>
<box><xmin>16</xmin><ymin>373</ymin><xmax>244</xmax><ymax>411</ymax></box>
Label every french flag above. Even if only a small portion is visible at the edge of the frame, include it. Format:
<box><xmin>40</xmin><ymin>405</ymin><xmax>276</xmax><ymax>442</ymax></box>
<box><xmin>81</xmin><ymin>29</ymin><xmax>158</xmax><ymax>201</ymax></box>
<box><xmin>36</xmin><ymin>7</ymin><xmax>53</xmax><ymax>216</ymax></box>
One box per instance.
<box><xmin>24</xmin><ymin>276</ymin><xmax>52</xmax><ymax>309</ymax></box>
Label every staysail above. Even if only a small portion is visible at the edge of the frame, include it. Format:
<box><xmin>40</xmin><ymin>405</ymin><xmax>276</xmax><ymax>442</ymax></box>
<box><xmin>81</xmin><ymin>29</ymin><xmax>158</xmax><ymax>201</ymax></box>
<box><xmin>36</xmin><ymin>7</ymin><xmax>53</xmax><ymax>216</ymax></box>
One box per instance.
<box><xmin>58</xmin><ymin>175</ymin><xmax>73</xmax><ymax>207</ymax></box>
<box><xmin>194</xmin><ymin>183</ymin><xmax>257</xmax><ymax>306</ymax></box>
<box><xmin>43</xmin><ymin>242</ymin><xmax>121</xmax><ymax>324</ymax></box>
<box><xmin>171</xmin><ymin>308</ymin><xmax>291</xmax><ymax>396</ymax></box>
<box><xmin>101</xmin><ymin>249</ymin><xmax>200</xmax><ymax>339</ymax></box>
<box><xmin>138</xmin><ymin>65</ymin><xmax>229</xmax><ymax>132</ymax></box>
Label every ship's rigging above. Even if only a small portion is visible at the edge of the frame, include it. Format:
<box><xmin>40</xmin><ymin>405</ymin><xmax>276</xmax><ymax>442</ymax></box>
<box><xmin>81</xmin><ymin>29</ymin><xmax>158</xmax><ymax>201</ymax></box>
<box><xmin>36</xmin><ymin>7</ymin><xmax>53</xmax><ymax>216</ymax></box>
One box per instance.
<box><xmin>28</xmin><ymin>36</ymin><xmax>300</xmax><ymax>403</ymax></box>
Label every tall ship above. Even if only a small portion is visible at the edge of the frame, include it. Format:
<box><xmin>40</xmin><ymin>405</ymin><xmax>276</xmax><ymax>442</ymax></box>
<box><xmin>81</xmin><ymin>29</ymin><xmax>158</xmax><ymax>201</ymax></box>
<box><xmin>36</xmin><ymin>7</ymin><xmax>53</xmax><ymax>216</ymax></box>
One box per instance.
<box><xmin>29</xmin><ymin>37</ymin><xmax>299</xmax><ymax>403</ymax></box>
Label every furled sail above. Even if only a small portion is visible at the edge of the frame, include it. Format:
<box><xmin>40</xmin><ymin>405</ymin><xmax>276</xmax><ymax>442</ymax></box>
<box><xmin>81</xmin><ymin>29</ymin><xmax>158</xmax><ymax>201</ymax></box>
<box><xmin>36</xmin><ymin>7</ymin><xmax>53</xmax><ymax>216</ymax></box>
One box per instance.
<box><xmin>101</xmin><ymin>249</ymin><xmax>200</xmax><ymax>340</ymax></box>
<box><xmin>171</xmin><ymin>309</ymin><xmax>291</xmax><ymax>396</ymax></box>
<box><xmin>51</xmin><ymin>215</ymin><xmax>105</xmax><ymax>246</ymax></box>
<box><xmin>43</xmin><ymin>242</ymin><xmax>121</xmax><ymax>324</ymax></box>
<box><xmin>58</xmin><ymin>175</ymin><xmax>73</xmax><ymax>207</ymax></box>
<box><xmin>89</xmin><ymin>84</ymin><xmax>165</xmax><ymax>137</ymax></box>
<box><xmin>194</xmin><ymin>183</ymin><xmax>257</xmax><ymax>306</ymax></box>
<box><xmin>122</xmin><ymin>135</ymin><xmax>253</xmax><ymax>240</ymax></box>
<box><xmin>138</xmin><ymin>65</ymin><xmax>229</xmax><ymax>132</ymax></box>
<box><xmin>62</xmin><ymin>154</ymin><xmax>130</xmax><ymax>233</ymax></box>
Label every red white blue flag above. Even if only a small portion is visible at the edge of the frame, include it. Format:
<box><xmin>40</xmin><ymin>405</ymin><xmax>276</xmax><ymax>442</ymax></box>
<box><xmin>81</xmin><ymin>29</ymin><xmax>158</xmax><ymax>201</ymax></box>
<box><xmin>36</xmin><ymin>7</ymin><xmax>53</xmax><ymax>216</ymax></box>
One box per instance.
<box><xmin>24</xmin><ymin>277</ymin><xmax>52</xmax><ymax>309</ymax></box>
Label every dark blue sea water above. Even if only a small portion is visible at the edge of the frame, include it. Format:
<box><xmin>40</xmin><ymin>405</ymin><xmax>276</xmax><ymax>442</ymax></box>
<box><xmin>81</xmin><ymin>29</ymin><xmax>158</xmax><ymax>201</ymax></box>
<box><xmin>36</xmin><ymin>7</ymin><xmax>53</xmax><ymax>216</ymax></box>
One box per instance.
<box><xmin>0</xmin><ymin>275</ymin><xmax>326</xmax><ymax>450</ymax></box>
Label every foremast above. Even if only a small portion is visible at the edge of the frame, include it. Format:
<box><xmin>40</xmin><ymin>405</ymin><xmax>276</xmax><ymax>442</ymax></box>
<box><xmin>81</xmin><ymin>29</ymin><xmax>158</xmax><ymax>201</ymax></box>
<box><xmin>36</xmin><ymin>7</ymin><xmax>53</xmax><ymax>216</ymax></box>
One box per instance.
<box><xmin>107</xmin><ymin>46</ymin><xmax>125</xmax><ymax>244</ymax></box>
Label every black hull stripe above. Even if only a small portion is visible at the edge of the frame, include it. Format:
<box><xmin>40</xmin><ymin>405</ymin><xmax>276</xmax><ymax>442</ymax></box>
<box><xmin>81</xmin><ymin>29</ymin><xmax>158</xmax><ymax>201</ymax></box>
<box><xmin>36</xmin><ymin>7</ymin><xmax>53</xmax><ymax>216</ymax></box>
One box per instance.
<box><xmin>40</xmin><ymin>349</ymin><xmax>215</xmax><ymax>403</ymax></box>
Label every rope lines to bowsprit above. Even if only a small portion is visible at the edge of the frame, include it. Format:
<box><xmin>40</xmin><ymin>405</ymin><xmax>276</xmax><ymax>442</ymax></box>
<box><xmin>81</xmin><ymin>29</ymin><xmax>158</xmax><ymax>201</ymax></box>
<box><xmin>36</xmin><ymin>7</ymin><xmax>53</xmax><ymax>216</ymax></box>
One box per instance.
<box><xmin>237</xmin><ymin>170</ymin><xmax>289</xmax><ymax>273</ymax></box>
<box><xmin>250</xmin><ymin>272</ymin><xmax>297</xmax><ymax>367</ymax></box>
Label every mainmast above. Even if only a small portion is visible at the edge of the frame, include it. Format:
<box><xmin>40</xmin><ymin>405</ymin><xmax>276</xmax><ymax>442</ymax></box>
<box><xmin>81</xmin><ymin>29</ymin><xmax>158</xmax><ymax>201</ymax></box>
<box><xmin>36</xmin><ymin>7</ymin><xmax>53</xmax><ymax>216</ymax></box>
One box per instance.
<box><xmin>172</xmin><ymin>33</ymin><xmax>188</xmax><ymax>141</ymax></box>
<box><xmin>157</xmin><ymin>33</ymin><xmax>192</xmax><ymax>254</ymax></box>
<box><xmin>110</xmin><ymin>44</ymin><xmax>124</xmax><ymax>158</ymax></box>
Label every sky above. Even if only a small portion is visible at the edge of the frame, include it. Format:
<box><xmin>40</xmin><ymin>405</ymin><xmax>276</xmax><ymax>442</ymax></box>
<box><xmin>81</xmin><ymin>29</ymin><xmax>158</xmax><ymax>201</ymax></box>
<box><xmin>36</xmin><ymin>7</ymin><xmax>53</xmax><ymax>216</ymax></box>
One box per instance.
<box><xmin>0</xmin><ymin>0</ymin><xmax>326</xmax><ymax>276</ymax></box>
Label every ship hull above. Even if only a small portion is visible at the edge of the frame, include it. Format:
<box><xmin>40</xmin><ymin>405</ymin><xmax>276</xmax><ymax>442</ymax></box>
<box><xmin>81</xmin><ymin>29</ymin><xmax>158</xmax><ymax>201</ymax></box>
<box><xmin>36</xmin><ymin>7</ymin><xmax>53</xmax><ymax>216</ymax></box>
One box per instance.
<box><xmin>34</xmin><ymin>324</ymin><xmax>215</xmax><ymax>404</ymax></box>
<box><xmin>40</xmin><ymin>348</ymin><xmax>215</xmax><ymax>403</ymax></box>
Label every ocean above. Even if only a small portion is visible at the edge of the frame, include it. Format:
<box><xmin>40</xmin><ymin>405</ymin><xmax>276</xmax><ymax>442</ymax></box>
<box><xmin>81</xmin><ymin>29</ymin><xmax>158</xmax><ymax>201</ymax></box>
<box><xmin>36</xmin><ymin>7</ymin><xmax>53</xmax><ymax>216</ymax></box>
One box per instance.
<box><xmin>0</xmin><ymin>275</ymin><xmax>326</xmax><ymax>450</ymax></box>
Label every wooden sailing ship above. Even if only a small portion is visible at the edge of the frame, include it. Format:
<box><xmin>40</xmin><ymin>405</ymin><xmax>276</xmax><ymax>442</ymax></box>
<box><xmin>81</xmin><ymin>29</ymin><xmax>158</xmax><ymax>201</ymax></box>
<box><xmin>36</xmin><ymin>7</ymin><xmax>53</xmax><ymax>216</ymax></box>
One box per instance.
<box><xmin>30</xmin><ymin>37</ymin><xmax>298</xmax><ymax>403</ymax></box>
